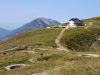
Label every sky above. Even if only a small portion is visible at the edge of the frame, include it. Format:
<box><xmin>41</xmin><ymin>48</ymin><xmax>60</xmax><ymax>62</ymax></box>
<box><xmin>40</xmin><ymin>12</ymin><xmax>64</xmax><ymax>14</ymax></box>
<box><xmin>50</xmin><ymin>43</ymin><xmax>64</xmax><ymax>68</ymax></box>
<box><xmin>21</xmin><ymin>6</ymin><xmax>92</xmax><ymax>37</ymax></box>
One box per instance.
<box><xmin>0</xmin><ymin>0</ymin><xmax>100</xmax><ymax>30</ymax></box>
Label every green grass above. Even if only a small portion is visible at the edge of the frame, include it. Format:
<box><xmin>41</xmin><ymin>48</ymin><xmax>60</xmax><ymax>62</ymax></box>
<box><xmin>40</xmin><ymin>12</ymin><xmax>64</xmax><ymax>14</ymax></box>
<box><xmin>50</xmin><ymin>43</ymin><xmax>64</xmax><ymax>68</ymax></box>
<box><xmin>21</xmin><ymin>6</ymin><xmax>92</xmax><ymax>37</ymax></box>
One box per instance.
<box><xmin>0</xmin><ymin>17</ymin><xmax>100</xmax><ymax>75</ymax></box>
<box><xmin>0</xmin><ymin>46</ymin><xmax>100</xmax><ymax>75</ymax></box>
<box><xmin>60</xmin><ymin>17</ymin><xmax>100</xmax><ymax>51</ymax></box>
<box><xmin>0</xmin><ymin>49</ymin><xmax>68</xmax><ymax>75</ymax></box>
<box><xmin>61</xmin><ymin>17</ymin><xmax>100</xmax><ymax>51</ymax></box>
<box><xmin>0</xmin><ymin>29</ymin><xmax>61</xmax><ymax>51</ymax></box>
<box><xmin>0</xmin><ymin>51</ymin><xmax>31</xmax><ymax>68</ymax></box>
<box><xmin>1</xmin><ymin>49</ymin><xmax>100</xmax><ymax>75</ymax></box>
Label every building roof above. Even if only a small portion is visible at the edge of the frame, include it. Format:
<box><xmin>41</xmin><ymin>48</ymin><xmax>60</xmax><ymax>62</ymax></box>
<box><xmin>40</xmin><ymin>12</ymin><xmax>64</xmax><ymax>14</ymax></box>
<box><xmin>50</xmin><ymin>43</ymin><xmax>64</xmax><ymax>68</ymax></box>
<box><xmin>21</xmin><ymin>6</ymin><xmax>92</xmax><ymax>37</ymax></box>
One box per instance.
<box><xmin>69</xmin><ymin>18</ymin><xmax>82</xmax><ymax>23</ymax></box>
<box><xmin>69</xmin><ymin>18</ymin><xmax>84</xmax><ymax>26</ymax></box>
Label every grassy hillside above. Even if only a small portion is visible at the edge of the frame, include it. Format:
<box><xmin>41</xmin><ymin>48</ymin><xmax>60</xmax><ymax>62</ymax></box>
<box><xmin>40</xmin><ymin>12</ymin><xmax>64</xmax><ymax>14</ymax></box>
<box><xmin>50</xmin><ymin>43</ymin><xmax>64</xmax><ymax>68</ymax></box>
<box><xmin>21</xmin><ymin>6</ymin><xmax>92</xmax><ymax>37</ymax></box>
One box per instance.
<box><xmin>1</xmin><ymin>17</ymin><xmax>100</xmax><ymax>52</ymax></box>
<box><xmin>0</xmin><ymin>29</ymin><xmax>61</xmax><ymax>51</ymax></box>
<box><xmin>83</xmin><ymin>17</ymin><xmax>100</xmax><ymax>24</ymax></box>
<box><xmin>0</xmin><ymin>17</ymin><xmax>100</xmax><ymax>75</ymax></box>
<box><xmin>0</xmin><ymin>48</ymin><xmax>100</xmax><ymax>75</ymax></box>
<box><xmin>61</xmin><ymin>17</ymin><xmax>100</xmax><ymax>51</ymax></box>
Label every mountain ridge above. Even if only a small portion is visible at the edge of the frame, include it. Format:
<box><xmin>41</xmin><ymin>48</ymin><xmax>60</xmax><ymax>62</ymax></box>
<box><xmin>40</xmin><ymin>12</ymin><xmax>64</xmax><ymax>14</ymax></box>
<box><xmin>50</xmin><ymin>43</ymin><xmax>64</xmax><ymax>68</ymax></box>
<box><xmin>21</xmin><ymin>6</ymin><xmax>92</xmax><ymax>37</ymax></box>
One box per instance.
<box><xmin>0</xmin><ymin>28</ymin><xmax>11</xmax><ymax>40</ymax></box>
<box><xmin>1</xmin><ymin>17</ymin><xmax>60</xmax><ymax>40</ymax></box>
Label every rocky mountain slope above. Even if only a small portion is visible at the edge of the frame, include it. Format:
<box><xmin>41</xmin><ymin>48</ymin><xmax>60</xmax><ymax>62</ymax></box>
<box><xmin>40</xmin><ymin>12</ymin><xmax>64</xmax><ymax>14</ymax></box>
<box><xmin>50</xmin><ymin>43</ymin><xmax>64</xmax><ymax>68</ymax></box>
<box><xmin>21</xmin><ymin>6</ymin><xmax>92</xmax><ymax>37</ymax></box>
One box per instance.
<box><xmin>1</xmin><ymin>17</ymin><xmax>60</xmax><ymax>40</ymax></box>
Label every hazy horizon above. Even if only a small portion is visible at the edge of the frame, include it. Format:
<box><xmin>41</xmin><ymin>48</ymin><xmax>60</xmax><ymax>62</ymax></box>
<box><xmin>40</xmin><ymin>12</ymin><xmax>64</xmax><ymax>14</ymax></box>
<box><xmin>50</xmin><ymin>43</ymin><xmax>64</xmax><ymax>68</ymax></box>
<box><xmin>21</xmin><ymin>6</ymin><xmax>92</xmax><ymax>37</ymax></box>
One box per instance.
<box><xmin>0</xmin><ymin>0</ymin><xmax>100</xmax><ymax>30</ymax></box>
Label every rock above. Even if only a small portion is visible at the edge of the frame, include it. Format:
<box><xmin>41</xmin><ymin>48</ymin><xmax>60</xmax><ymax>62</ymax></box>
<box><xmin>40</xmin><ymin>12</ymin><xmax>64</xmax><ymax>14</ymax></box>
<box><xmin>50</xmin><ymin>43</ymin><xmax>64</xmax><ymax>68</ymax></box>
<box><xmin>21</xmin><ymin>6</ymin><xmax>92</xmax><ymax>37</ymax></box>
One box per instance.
<box><xmin>5</xmin><ymin>64</ymin><xmax>30</xmax><ymax>70</ymax></box>
<box><xmin>79</xmin><ymin>54</ymin><xmax>100</xmax><ymax>57</ymax></box>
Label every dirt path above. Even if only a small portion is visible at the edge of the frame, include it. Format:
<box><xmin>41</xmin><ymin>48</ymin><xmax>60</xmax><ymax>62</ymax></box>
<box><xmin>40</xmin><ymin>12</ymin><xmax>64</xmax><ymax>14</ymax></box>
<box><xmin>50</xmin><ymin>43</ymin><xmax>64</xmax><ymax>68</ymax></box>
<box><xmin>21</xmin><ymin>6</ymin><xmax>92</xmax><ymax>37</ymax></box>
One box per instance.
<box><xmin>22</xmin><ymin>28</ymin><xmax>100</xmax><ymax>75</ymax></box>
<box><xmin>55</xmin><ymin>28</ymin><xmax>69</xmax><ymax>52</ymax></box>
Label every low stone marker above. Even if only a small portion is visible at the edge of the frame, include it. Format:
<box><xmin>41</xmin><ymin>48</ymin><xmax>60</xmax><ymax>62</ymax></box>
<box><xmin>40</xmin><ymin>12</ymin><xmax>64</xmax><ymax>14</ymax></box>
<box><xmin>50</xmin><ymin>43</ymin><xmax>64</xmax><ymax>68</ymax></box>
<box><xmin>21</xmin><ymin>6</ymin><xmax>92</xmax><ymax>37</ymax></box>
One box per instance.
<box><xmin>79</xmin><ymin>54</ymin><xmax>100</xmax><ymax>57</ymax></box>
<box><xmin>5</xmin><ymin>64</ymin><xmax>30</xmax><ymax>70</ymax></box>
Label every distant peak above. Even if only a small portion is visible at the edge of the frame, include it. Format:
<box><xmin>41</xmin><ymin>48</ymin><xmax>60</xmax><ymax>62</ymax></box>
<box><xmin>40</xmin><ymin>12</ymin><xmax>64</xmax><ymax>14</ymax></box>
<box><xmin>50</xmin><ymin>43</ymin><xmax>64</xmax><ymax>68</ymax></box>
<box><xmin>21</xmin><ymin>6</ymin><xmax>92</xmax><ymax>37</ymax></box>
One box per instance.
<box><xmin>36</xmin><ymin>17</ymin><xmax>48</xmax><ymax>19</ymax></box>
<box><xmin>34</xmin><ymin>17</ymin><xmax>52</xmax><ymax>21</ymax></box>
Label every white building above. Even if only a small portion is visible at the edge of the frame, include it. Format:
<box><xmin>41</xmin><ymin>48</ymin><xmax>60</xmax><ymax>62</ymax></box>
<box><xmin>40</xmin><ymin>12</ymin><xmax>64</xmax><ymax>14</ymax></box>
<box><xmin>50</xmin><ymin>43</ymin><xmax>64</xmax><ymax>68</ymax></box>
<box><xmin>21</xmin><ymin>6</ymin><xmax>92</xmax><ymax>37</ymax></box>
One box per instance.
<box><xmin>68</xmin><ymin>18</ymin><xmax>84</xmax><ymax>28</ymax></box>
<box><xmin>68</xmin><ymin>20</ymin><xmax>76</xmax><ymax>27</ymax></box>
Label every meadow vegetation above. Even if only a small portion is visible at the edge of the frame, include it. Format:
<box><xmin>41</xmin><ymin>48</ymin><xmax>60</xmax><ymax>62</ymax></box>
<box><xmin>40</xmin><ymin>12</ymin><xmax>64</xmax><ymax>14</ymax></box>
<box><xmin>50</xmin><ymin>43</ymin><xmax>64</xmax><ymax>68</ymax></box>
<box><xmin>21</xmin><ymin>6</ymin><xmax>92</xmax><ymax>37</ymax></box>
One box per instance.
<box><xmin>0</xmin><ymin>17</ymin><xmax>100</xmax><ymax>75</ymax></box>
<box><xmin>61</xmin><ymin>17</ymin><xmax>100</xmax><ymax>51</ymax></box>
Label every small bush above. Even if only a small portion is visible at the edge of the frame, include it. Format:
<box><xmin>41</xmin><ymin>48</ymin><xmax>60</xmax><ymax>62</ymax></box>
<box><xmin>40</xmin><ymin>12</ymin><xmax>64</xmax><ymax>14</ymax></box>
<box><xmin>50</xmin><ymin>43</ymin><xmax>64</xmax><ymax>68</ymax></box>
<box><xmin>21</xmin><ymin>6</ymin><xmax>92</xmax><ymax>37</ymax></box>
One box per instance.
<box><xmin>37</xmin><ymin>56</ymin><xmax>51</xmax><ymax>61</ymax></box>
